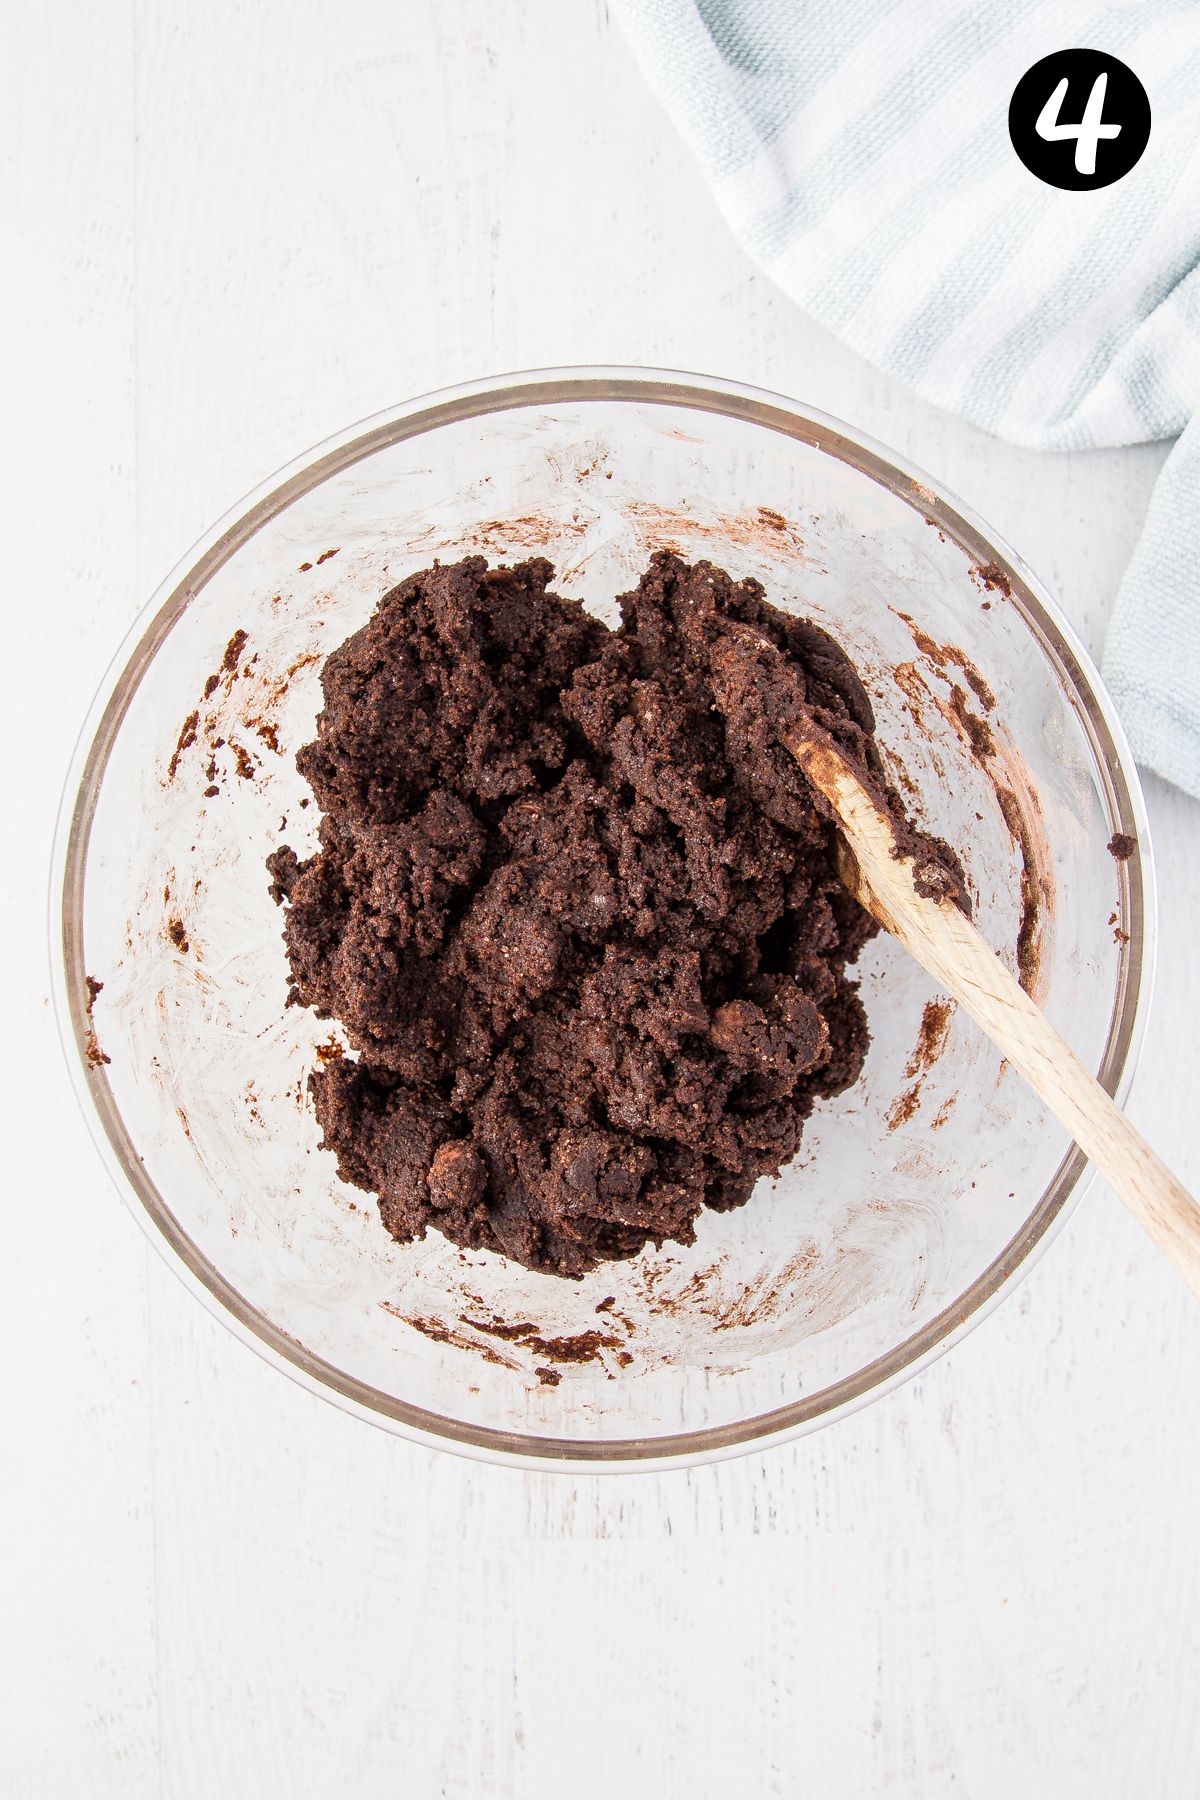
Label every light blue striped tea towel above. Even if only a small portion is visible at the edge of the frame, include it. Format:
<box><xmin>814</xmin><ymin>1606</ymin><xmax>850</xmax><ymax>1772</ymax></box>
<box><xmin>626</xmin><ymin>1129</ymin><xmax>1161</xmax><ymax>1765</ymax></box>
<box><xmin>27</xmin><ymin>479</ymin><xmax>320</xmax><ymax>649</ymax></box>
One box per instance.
<box><xmin>611</xmin><ymin>0</ymin><xmax>1200</xmax><ymax>796</ymax></box>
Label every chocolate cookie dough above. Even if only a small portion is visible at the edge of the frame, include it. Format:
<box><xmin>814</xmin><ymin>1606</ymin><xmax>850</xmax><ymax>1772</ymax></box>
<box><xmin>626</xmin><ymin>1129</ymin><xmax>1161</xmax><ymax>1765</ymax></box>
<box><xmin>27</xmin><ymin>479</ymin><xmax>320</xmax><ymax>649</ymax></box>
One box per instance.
<box><xmin>268</xmin><ymin>552</ymin><xmax>926</xmax><ymax>1277</ymax></box>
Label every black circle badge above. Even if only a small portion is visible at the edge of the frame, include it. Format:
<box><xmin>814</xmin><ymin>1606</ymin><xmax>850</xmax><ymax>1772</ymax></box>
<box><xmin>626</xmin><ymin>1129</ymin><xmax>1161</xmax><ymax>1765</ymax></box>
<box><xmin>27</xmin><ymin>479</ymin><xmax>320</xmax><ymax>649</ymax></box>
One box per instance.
<box><xmin>1009</xmin><ymin>49</ymin><xmax>1150</xmax><ymax>190</ymax></box>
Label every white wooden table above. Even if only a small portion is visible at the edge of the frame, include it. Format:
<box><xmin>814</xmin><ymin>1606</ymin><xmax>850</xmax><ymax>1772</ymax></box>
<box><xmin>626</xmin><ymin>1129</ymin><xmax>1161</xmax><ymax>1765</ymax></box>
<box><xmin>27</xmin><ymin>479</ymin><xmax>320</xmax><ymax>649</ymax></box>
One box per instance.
<box><xmin>6</xmin><ymin>3</ymin><xmax>1200</xmax><ymax>1795</ymax></box>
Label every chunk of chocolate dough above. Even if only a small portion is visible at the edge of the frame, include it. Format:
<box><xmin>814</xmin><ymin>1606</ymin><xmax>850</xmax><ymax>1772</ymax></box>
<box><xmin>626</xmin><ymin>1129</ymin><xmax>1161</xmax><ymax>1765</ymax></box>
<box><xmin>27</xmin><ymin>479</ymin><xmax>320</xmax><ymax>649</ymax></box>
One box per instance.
<box><xmin>267</xmin><ymin>552</ymin><xmax>960</xmax><ymax>1277</ymax></box>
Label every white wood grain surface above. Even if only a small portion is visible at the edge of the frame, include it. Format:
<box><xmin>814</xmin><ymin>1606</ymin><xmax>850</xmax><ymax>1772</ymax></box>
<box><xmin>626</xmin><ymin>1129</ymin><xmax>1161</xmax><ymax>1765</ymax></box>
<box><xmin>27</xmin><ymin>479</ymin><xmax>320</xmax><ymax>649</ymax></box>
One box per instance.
<box><xmin>4</xmin><ymin>2</ymin><xmax>1199</xmax><ymax>1795</ymax></box>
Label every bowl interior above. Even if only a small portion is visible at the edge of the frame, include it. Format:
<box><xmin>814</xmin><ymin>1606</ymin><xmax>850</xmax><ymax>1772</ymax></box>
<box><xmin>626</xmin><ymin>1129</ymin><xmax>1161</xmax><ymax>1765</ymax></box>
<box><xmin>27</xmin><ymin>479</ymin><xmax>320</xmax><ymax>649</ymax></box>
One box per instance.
<box><xmin>64</xmin><ymin>379</ymin><xmax>1145</xmax><ymax>1459</ymax></box>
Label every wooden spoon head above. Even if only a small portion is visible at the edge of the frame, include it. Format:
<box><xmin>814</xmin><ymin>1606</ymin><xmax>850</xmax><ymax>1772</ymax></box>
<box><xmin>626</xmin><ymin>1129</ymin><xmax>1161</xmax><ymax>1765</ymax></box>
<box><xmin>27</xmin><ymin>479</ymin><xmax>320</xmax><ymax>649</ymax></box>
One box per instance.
<box><xmin>833</xmin><ymin>834</ymin><xmax>866</xmax><ymax>904</ymax></box>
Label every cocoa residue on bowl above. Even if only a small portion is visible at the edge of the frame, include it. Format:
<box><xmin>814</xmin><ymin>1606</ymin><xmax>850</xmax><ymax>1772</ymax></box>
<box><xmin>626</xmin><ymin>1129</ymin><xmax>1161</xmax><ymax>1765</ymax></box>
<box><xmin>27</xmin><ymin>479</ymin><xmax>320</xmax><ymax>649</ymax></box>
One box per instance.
<box><xmin>163</xmin><ymin>624</ymin><xmax>307</xmax><ymax>799</ymax></box>
<box><xmin>886</xmin><ymin>998</ymin><xmax>956</xmax><ymax>1132</ymax></box>
<box><xmin>460</xmin><ymin>1317</ymin><xmax>626</xmax><ymax>1366</ymax></box>
<box><xmin>383</xmin><ymin>1303</ymin><xmax>628</xmax><ymax>1378</ymax></box>
<box><xmin>891</xmin><ymin>609</ymin><xmax>1052</xmax><ymax>997</ymax></box>
<box><xmin>83</xmin><ymin>975</ymin><xmax>110</xmax><ymax>1067</ymax></box>
<box><xmin>625</xmin><ymin>501</ymin><xmax>811</xmax><ymax>561</ymax></box>
<box><xmin>166</xmin><ymin>710</ymin><xmax>200</xmax><ymax>783</ymax></box>
<box><xmin>381</xmin><ymin>1304</ymin><xmax>520</xmax><ymax>1372</ymax></box>
<box><xmin>973</xmin><ymin>560</ymin><xmax>1014</xmax><ymax>599</ymax></box>
<box><xmin>895</xmin><ymin>611</ymin><xmax>996</xmax><ymax>712</ymax></box>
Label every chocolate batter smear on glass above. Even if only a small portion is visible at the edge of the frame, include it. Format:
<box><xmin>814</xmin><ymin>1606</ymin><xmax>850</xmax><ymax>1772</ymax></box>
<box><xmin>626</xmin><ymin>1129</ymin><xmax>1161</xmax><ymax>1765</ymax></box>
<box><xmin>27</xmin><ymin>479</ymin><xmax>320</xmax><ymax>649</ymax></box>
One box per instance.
<box><xmin>268</xmin><ymin>551</ymin><xmax>955</xmax><ymax>1277</ymax></box>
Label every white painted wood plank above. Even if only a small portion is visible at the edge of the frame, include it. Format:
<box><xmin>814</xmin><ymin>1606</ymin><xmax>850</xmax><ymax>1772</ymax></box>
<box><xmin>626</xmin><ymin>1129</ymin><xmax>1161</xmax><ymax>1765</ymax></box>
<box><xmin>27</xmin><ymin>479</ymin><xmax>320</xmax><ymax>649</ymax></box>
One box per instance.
<box><xmin>0</xmin><ymin>3</ymin><xmax>158</xmax><ymax>1797</ymax></box>
<box><xmin>5</xmin><ymin>0</ymin><xmax>1199</xmax><ymax>1794</ymax></box>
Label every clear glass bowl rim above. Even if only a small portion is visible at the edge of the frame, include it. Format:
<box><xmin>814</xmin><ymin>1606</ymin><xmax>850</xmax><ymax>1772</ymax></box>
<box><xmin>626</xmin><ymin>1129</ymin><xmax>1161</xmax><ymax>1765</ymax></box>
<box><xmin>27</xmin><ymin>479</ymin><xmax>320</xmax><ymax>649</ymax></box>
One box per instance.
<box><xmin>51</xmin><ymin>365</ymin><xmax>1157</xmax><ymax>1473</ymax></box>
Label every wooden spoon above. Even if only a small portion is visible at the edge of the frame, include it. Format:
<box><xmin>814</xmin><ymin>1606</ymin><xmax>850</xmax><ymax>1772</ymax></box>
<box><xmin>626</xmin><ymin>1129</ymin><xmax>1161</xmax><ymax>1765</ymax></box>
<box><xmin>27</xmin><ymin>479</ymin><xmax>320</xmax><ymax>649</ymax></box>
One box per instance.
<box><xmin>706</xmin><ymin>623</ymin><xmax>1200</xmax><ymax>1297</ymax></box>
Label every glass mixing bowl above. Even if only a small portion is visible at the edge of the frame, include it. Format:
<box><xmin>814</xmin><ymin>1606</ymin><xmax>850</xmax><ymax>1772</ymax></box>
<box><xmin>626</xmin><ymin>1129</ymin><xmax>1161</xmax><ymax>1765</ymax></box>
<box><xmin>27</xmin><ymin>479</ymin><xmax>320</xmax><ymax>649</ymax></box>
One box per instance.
<box><xmin>53</xmin><ymin>369</ymin><xmax>1154</xmax><ymax>1471</ymax></box>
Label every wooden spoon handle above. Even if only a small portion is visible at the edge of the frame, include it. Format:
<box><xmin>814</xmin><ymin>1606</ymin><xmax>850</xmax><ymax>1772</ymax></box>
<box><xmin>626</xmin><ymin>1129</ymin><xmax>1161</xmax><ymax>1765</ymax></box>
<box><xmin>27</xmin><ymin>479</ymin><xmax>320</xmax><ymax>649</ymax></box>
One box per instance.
<box><xmin>864</xmin><ymin>859</ymin><xmax>1200</xmax><ymax>1297</ymax></box>
<box><xmin>795</xmin><ymin>738</ymin><xmax>1200</xmax><ymax>1298</ymax></box>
